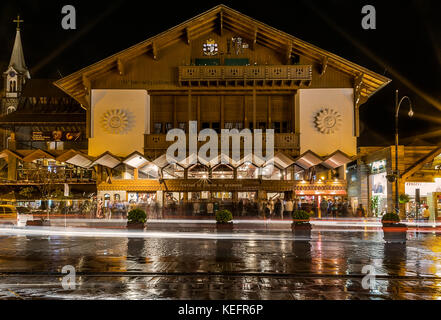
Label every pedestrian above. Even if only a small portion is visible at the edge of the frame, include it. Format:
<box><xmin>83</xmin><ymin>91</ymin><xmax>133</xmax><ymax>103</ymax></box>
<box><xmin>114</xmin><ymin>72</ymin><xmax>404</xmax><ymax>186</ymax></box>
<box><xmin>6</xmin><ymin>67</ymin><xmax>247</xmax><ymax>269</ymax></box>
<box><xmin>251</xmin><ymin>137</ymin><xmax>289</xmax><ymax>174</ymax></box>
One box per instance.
<box><xmin>96</xmin><ymin>199</ymin><xmax>103</xmax><ymax>219</ymax></box>
<box><xmin>285</xmin><ymin>199</ymin><xmax>293</xmax><ymax>217</ymax></box>
<box><xmin>207</xmin><ymin>202</ymin><xmax>214</xmax><ymax>215</ymax></box>
<box><xmin>278</xmin><ymin>198</ymin><xmax>284</xmax><ymax>219</ymax></box>
<box><xmin>422</xmin><ymin>205</ymin><xmax>430</xmax><ymax>221</ymax></box>
<box><xmin>327</xmin><ymin>199</ymin><xmax>333</xmax><ymax>217</ymax></box>
<box><xmin>356</xmin><ymin>204</ymin><xmax>366</xmax><ymax>217</ymax></box>
<box><xmin>320</xmin><ymin>198</ymin><xmax>328</xmax><ymax>218</ymax></box>
<box><xmin>331</xmin><ymin>201</ymin><xmax>338</xmax><ymax>218</ymax></box>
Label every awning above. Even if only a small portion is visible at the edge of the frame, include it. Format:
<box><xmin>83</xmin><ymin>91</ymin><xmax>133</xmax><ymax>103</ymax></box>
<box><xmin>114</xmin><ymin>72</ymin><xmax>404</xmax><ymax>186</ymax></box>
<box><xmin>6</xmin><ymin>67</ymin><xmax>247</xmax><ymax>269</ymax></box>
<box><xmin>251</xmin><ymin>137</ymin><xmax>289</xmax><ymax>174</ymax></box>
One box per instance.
<box><xmin>55</xmin><ymin>149</ymin><xmax>94</xmax><ymax>168</ymax></box>
<box><xmin>123</xmin><ymin>151</ymin><xmax>149</xmax><ymax>168</ymax></box>
<box><xmin>92</xmin><ymin>151</ymin><xmax>121</xmax><ymax>168</ymax></box>
<box><xmin>153</xmin><ymin>154</ymin><xmax>170</xmax><ymax>169</ymax></box>
<box><xmin>294</xmin><ymin>151</ymin><xmax>323</xmax><ymax>169</ymax></box>
<box><xmin>264</xmin><ymin>152</ymin><xmax>295</xmax><ymax>169</ymax></box>
<box><xmin>66</xmin><ymin>153</ymin><xmax>94</xmax><ymax>168</ymax></box>
<box><xmin>322</xmin><ymin>150</ymin><xmax>353</xmax><ymax>169</ymax></box>
<box><xmin>22</xmin><ymin>149</ymin><xmax>55</xmax><ymax>162</ymax></box>
<box><xmin>0</xmin><ymin>149</ymin><xmax>23</xmax><ymax>161</ymax></box>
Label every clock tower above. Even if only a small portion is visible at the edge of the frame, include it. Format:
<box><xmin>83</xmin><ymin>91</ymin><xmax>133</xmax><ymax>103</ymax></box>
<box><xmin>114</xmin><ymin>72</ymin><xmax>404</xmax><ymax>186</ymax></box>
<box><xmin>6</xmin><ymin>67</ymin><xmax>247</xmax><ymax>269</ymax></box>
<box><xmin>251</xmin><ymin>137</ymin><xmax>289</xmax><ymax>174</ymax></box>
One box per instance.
<box><xmin>2</xmin><ymin>15</ymin><xmax>31</xmax><ymax>116</ymax></box>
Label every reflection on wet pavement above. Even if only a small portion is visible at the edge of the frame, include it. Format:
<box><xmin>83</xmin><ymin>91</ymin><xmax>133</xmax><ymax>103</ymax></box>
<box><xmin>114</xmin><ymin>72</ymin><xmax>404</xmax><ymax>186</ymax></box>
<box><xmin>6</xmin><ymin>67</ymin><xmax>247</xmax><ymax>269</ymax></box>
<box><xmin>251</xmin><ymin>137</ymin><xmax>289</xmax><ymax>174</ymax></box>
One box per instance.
<box><xmin>1</xmin><ymin>229</ymin><xmax>441</xmax><ymax>299</ymax></box>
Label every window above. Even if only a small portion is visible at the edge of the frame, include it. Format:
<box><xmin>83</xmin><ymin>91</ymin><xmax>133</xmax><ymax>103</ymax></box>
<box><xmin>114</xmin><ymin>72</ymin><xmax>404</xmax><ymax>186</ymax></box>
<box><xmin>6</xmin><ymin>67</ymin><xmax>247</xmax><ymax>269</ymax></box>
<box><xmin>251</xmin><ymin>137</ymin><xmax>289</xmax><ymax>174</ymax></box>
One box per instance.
<box><xmin>249</xmin><ymin>122</ymin><xmax>254</xmax><ymax>131</ymax></box>
<box><xmin>154</xmin><ymin>122</ymin><xmax>162</xmax><ymax>134</ymax></box>
<box><xmin>272</xmin><ymin>122</ymin><xmax>281</xmax><ymax>133</ymax></box>
<box><xmin>211</xmin><ymin>122</ymin><xmax>220</xmax><ymax>133</ymax></box>
<box><xmin>235</xmin><ymin>122</ymin><xmax>243</xmax><ymax>130</ymax></box>
<box><xmin>165</xmin><ymin>122</ymin><xmax>173</xmax><ymax>133</ymax></box>
<box><xmin>258</xmin><ymin>122</ymin><xmax>266</xmax><ymax>130</ymax></box>
<box><xmin>202</xmin><ymin>122</ymin><xmax>210</xmax><ymax>130</ymax></box>
<box><xmin>225</xmin><ymin>122</ymin><xmax>233</xmax><ymax>129</ymax></box>
<box><xmin>178</xmin><ymin>122</ymin><xmax>186</xmax><ymax>131</ymax></box>
<box><xmin>282</xmin><ymin>121</ymin><xmax>288</xmax><ymax>133</ymax></box>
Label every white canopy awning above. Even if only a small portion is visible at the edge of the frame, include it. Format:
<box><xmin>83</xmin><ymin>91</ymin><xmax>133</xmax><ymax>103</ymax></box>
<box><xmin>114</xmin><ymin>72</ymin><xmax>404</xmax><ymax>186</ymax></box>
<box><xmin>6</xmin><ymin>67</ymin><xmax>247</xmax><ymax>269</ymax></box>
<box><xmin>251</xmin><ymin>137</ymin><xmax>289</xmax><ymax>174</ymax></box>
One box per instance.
<box><xmin>294</xmin><ymin>151</ymin><xmax>322</xmax><ymax>169</ymax></box>
<box><xmin>322</xmin><ymin>150</ymin><xmax>353</xmax><ymax>169</ymax></box>
<box><xmin>92</xmin><ymin>152</ymin><xmax>121</xmax><ymax>168</ymax></box>
<box><xmin>123</xmin><ymin>151</ymin><xmax>149</xmax><ymax>168</ymax></box>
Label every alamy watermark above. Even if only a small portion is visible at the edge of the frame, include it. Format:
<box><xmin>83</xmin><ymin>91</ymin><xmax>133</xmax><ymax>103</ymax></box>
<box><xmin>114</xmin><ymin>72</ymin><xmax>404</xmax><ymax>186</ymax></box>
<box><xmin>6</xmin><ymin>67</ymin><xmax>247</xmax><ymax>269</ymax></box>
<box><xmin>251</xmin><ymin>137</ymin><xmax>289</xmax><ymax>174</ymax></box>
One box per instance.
<box><xmin>165</xmin><ymin>121</ymin><xmax>274</xmax><ymax>168</ymax></box>
<box><xmin>361</xmin><ymin>265</ymin><xmax>376</xmax><ymax>290</ymax></box>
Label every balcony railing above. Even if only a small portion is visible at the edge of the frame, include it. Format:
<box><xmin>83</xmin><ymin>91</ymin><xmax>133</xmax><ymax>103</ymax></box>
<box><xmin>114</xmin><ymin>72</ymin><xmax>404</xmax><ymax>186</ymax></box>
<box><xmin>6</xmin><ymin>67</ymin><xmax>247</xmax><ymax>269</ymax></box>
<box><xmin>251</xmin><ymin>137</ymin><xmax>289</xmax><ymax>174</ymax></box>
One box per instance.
<box><xmin>178</xmin><ymin>65</ymin><xmax>312</xmax><ymax>86</ymax></box>
<box><xmin>15</xmin><ymin>140</ymin><xmax>88</xmax><ymax>151</ymax></box>
<box><xmin>145</xmin><ymin>133</ymin><xmax>299</xmax><ymax>151</ymax></box>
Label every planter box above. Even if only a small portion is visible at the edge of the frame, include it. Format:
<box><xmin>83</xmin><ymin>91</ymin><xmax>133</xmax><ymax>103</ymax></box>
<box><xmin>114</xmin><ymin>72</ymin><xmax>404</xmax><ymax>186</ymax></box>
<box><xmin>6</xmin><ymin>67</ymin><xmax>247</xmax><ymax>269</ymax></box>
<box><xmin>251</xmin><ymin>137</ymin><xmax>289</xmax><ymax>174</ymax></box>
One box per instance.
<box><xmin>291</xmin><ymin>222</ymin><xmax>312</xmax><ymax>240</ymax></box>
<box><xmin>382</xmin><ymin>223</ymin><xmax>407</xmax><ymax>243</ymax></box>
<box><xmin>26</xmin><ymin>220</ymin><xmax>51</xmax><ymax>227</ymax></box>
<box><xmin>126</xmin><ymin>222</ymin><xmax>146</xmax><ymax>230</ymax></box>
<box><xmin>216</xmin><ymin>222</ymin><xmax>234</xmax><ymax>231</ymax></box>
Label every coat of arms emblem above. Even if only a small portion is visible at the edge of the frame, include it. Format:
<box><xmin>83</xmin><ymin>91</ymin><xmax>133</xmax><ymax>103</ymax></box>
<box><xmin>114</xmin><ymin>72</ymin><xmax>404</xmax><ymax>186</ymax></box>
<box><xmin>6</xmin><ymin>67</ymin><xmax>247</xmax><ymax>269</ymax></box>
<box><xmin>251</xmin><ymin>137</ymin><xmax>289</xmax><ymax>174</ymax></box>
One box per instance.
<box><xmin>203</xmin><ymin>39</ymin><xmax>218</xmax><ymax>56</ymax></box>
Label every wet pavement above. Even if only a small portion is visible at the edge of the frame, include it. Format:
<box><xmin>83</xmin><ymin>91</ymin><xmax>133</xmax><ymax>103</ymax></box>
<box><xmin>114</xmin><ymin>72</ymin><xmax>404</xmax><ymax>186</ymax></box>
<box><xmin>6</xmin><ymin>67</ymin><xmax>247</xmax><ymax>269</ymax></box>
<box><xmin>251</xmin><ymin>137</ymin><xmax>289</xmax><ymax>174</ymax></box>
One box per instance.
<box><xmin>1</xmin><ymin>226</ymin><xmax>441</xmax><ymax>300</ymax></box>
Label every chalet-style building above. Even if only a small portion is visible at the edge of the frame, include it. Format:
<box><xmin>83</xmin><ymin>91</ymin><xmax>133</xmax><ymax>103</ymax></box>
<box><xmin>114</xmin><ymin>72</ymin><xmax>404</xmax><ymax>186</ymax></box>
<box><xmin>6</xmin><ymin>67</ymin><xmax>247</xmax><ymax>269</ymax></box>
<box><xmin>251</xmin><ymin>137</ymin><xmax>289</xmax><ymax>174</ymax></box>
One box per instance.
<box><xmin>48</xmin><ymin>5</ymin><xmax>392</xmax><ymax>216</ymax></box>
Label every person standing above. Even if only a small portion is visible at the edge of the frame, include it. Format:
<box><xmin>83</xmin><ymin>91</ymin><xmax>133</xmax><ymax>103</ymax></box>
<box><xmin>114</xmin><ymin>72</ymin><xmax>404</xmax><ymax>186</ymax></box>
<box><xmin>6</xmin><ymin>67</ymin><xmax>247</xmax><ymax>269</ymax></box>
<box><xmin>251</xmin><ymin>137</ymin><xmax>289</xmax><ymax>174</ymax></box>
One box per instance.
<box><xmin>207</xmin><ymin>202</ymin><xmax>214</xmax><ymax>215</ymax></box>
<box><xmin>422</xmin><ymin>205</ymin><xmax>430</xmax><ymax>221</ymax></box>
<box><xmin>356</xmin><ymin>204</ymin><xmax>366</xmax><ymax>217</ymax></box>
<box><xmin>320</xmin><ymin>198</ymin><xmax>328</xmax><ymax>218</ymax></box>
<box><xmin>331</xmin><ymin>201</ymin><xmax>338</xmax><ymax>218</ymax></box>
<box><xmin>285</xmin><ymin>199</ymin><xmax>293</xmax><ymax>217</ymax></box>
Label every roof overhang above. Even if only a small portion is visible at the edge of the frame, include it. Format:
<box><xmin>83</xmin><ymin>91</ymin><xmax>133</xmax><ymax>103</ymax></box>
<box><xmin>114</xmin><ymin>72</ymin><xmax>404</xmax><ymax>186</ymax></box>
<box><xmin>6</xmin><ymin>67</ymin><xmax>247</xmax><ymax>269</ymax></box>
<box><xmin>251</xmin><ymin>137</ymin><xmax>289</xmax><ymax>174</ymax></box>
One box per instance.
<box><xmin>54</xmin><ymin>5</ymin><xmax>390</xmax><ymax>106</ymax></box>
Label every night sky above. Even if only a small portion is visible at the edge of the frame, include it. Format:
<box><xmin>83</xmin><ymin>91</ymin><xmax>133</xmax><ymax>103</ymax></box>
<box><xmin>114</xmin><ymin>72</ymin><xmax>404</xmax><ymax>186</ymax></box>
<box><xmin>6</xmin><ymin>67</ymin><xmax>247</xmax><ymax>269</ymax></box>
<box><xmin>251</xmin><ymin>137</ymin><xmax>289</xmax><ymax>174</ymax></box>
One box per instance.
<box><xmin>1</xmin><ymin>0</ymin><xmax>440</xmax><ymax>147</ymax></box>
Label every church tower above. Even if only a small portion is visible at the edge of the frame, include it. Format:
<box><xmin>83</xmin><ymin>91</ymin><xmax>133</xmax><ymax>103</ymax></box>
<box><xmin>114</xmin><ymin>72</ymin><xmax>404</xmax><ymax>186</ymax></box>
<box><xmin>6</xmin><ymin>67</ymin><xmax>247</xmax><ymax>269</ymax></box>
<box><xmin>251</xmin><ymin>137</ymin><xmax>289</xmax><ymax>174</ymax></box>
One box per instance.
<box><xmin>2</xmin><ymin>15</ymin><xmax>31</xmax><ymax>115</ymax></box>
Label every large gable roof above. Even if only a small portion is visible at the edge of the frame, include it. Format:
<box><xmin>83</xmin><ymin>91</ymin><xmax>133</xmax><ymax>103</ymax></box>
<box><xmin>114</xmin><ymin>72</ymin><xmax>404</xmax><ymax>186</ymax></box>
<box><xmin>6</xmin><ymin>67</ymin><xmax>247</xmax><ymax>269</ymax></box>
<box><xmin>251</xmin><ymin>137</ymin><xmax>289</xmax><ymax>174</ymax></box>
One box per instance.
<box><xmin>55</xmin><ymin>5</ymin><xmax>390</xmax><ymax>106</ymax></box>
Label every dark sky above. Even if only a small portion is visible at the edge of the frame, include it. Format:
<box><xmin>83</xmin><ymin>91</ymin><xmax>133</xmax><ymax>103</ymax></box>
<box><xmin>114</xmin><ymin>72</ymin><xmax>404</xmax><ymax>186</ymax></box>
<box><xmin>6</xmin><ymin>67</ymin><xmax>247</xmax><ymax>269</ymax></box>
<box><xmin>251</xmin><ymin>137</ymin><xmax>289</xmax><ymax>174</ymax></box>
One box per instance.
<box><xmin>1</xmin><ymin>0</ymin><xmax>441</xmax><ymax>147</ymax></box>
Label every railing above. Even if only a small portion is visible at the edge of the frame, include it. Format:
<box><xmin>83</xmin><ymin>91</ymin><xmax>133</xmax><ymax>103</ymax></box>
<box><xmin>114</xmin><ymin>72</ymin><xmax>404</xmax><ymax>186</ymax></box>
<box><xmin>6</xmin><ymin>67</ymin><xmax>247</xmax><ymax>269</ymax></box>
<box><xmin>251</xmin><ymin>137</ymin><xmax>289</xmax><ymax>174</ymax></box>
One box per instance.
<box><xmin>145</xmin><ymin>133</ymin><xmax>299</xmax><ymax>151</ymax></box>
<box><xmin>178</xmin><ymin>65</ymin><xmax>312</xmax><ymax>83</ymax></box>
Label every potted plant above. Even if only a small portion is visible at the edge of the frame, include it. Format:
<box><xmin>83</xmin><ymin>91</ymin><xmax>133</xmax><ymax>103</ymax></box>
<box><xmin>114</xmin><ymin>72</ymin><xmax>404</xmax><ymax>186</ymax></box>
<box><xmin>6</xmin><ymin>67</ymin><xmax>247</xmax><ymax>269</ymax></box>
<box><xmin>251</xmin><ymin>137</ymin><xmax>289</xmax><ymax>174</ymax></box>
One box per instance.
<box><xmin>126</xmin><ymin>208</ymin><xmax>147</xmax><ymax>230</ymax></box>
<box><xmin>292</xmin><ymin>210</ymin><xmax>312</xmax><ymax>240</ymax></box>
<box><xmin>215</xmin><ymin>209</ymin><xmax>233</xmax><ymax>230</ymax></box>
<box><xmin>382</xmin><ymin>212</ymin><xmax>407</xmax><ymax>243</ymax></box>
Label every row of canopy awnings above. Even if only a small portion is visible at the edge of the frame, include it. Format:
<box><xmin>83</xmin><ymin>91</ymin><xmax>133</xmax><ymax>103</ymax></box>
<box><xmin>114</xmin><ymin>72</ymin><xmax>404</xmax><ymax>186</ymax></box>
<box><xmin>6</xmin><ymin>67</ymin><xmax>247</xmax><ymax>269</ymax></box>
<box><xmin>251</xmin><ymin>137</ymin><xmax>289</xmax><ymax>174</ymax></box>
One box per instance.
<box><xmin>0</xmin><ymin>148</ymin><xmax>354</xmax><ymax>171</ymax></box>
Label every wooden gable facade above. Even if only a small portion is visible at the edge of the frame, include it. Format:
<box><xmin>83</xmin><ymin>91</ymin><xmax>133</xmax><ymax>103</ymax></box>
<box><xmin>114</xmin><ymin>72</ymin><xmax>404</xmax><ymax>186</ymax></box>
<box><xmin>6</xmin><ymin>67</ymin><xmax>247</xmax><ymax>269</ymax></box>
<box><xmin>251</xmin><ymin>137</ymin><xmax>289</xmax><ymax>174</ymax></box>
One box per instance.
<box><xmin>54</xmin><ymin>4</ymin><xmax>391</xmax><ymax>158</ymax></box>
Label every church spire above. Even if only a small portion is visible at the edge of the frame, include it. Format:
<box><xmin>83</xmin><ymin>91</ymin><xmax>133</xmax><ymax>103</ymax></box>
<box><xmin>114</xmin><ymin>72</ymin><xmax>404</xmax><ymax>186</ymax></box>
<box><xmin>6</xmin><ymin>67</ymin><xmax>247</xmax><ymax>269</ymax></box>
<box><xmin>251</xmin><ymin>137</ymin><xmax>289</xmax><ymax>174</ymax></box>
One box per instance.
<box><xmin>8</xmin><ymin>15</ymin><xmax>30</xmax><ymax>79</ymax></box>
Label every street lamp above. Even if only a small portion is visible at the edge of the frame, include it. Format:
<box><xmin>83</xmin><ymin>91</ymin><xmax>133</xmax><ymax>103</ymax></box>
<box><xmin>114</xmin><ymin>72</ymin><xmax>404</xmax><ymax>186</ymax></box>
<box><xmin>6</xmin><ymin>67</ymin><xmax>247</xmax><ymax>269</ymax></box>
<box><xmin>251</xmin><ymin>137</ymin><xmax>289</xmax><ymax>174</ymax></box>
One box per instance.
<box><xmin>394</xmin><ymin>89</ymin><xmax>414</xmax><ymax>216</ymax></box>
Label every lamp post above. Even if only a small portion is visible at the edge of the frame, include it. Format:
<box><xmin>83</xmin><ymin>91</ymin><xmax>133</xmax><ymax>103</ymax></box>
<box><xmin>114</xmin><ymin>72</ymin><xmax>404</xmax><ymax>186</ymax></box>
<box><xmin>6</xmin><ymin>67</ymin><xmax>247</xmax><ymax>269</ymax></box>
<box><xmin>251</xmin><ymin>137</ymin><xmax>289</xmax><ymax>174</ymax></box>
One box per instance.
<box><xmin>394</xmin><ymin>90</ymin><xmax>414</xmax><ymax>216</ymax></box>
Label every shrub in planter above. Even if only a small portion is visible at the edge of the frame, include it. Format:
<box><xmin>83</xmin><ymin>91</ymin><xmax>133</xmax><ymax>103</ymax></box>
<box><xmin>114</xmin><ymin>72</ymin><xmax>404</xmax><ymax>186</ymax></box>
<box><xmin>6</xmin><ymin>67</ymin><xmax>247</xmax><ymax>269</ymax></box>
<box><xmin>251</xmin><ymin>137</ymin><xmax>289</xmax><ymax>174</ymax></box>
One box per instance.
<box><xmin>381</xmin><ymin>212</ymin><xmax>407</xmax><ymax>243</ymax></box>
<box><xmin>291</xmin><ymin>210</ymin><xmax>312</xmax><ymax>239</ymax></box>
<box><xmin>215</xmin><ymin>209</ymin><xmax>233</xmax><ymax>230</ymax></box>
<box><xmin>127</xmin><ymin>208</ymin><xmax>147</xmax><ymax>230</ymax></box>
<box><xmin>26</xmin><ymin>218</ymin><xmax>51</xmax><ymax>227</ymax></box>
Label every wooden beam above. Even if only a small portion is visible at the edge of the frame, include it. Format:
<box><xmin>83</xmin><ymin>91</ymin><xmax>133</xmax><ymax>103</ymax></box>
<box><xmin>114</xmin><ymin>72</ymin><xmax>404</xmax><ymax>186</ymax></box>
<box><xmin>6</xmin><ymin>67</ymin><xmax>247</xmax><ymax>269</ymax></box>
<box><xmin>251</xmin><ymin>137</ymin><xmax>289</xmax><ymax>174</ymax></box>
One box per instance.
<box><xmin>219</xmin><ymin>11</ymin><xmax>224</xmax><ymax>36</ymax></box>
<box><xmin>252</xmin><ymin>26</ymin><xmax>257</xmax><ymax>50</ymax></box>
<box><xmin>401</xmin><ymin>146</ymin><xmax>441</xmax><ymax>180</ymax></box>
<box><xmin>285</xmin><ymin>42</ymin><xmax>292</xmax><ymax>64</ymax></box>
<box><xmin>353</xmin><ymin>73</ymin><xmax>365</xmax><ymax>137</ymax></box>
<box><xmin>116</xmin><ymin>58</ymin><xmax>124</xmax><ymax>76</ymax></box>
<box><xmin>82</xmin><ymin>75</ymin><xmax>90</xmax><ymax>95</ymax></box>
<box><xmin>319</xmin><ymin>56</ymin><xmax>328</xmax><ymax>77</ymax></box>
<box><xmin>185</xmin><ymin>27</ymin><xmax>192</xmax><ymax>45</ymax></box>
<box><xmin>152</xmin><ymin>41</ymin><xmax>159</xmax><ymax>60</ymax></box>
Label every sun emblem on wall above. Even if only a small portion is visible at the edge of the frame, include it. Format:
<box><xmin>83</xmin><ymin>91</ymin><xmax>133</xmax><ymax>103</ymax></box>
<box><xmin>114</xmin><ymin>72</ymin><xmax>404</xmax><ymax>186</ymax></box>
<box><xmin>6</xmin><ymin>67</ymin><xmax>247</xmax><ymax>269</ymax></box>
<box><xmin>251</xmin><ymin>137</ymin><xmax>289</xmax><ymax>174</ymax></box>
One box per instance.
<box><xmin>314</xmin><ymin>108</ymin><xmax>342</xmax><ymax>134</ymax></box>
<box><xmin>100</xmin><ymin>109</ymin><xmax>130</xmax><ymax>134</ymax></box>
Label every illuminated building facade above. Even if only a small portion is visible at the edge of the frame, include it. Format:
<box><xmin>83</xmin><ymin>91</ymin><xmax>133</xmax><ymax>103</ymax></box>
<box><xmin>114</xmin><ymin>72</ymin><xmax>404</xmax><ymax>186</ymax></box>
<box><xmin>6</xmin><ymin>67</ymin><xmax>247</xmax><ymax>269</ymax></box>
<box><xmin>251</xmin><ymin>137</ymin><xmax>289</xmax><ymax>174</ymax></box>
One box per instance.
<box><xmin>1</xmin><ymin>6</ymin><xmax>392</xmax><ymax>216</ymax></box>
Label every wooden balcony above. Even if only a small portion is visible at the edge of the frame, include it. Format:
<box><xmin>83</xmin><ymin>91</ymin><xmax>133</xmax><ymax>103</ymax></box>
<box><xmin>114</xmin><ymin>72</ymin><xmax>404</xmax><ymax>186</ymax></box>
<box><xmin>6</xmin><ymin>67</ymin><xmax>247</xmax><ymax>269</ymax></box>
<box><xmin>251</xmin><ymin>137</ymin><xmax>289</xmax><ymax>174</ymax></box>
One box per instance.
<box><xmin>144</xmin><ymin>133</ymin><xmax>300</xmax><ymax>152</ymax></box>
<box><xmin>178</xmin><ymin>65</ymin><xmax>312</xmax><ymax>87</ymax></box>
